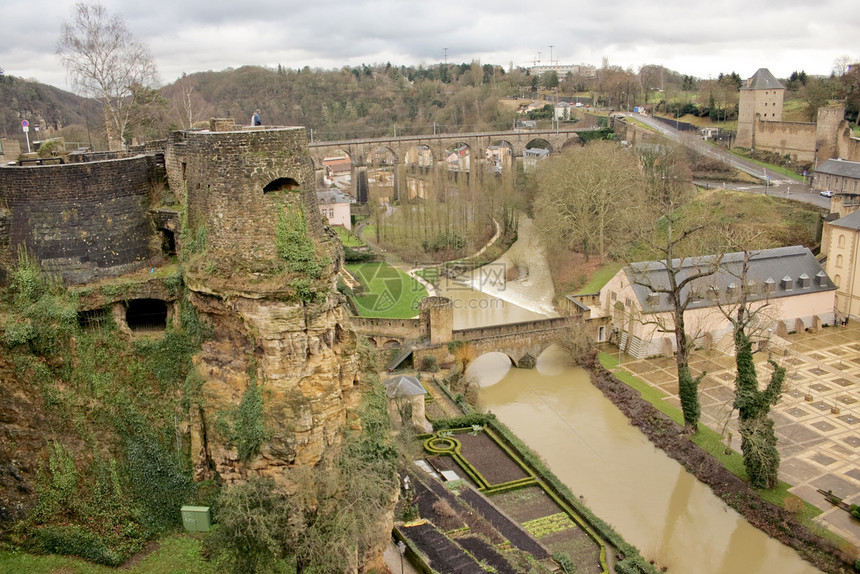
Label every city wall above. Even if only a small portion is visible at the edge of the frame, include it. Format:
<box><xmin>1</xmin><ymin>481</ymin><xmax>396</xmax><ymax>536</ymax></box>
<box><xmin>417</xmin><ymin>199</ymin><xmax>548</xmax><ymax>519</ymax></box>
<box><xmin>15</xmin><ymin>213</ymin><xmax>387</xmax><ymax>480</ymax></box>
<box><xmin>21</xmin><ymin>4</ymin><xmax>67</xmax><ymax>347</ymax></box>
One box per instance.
<box><xmin>0</xmin><ymin>154</ymin><xmax>163</xmax><ymax>284</ymax></box>
<box><xmin>752</xmin><ymin>120</ymin><xmax>817</xmax><ymax>162</ymax></box>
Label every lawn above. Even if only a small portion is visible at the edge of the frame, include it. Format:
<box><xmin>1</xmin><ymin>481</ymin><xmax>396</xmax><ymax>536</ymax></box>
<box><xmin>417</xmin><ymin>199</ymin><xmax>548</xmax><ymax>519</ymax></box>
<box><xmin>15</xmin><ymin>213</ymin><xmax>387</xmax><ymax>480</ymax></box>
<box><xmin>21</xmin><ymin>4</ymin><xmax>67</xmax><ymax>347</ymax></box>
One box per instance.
<box><xmin>346</xmin><ymin>262</ymin><xmax>428</xmax><ymax>318</ymax></box>
<box><xmin>0</xmin><ymin>534</ymin><xmax>217</xmax><ymax>574</ymax></box>
<box><xmin>574</xmin><ymin>262</ymin><xmax>622</xmax><ymax>295</ymax></box>
<box><xmin>333</xmin><ymin>225</ymin><xmax>365</xmax><ymax>247</ymax></box>
<box><xmin>728</xmin><ymin>151</ymin><xmax>807</xmax><ymax>182</ymax></box>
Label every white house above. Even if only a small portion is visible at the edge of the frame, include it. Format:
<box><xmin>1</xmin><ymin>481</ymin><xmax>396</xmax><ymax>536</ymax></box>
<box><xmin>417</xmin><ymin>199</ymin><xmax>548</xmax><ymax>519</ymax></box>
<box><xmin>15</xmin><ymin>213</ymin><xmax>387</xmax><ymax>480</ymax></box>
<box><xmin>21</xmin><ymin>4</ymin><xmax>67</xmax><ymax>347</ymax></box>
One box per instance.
<box><xmin>595</xmin><ymin>246</ymin><xmax>836</xmax><ymax>358</ymax></box>
<box><xmin>316</xmin><ymin>189</ymin><xmax>353</xmax><ymax>230</ymax></box>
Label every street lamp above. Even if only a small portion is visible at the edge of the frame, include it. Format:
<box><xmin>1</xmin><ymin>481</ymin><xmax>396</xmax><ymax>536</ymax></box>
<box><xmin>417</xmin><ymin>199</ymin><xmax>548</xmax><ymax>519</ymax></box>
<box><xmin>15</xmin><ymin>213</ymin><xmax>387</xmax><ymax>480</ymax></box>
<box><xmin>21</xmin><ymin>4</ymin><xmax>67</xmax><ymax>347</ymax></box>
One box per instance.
<box><xmin>397</xmin><ymin>540</ymin><xmax>406</xmax><ymax>574</ymax></box>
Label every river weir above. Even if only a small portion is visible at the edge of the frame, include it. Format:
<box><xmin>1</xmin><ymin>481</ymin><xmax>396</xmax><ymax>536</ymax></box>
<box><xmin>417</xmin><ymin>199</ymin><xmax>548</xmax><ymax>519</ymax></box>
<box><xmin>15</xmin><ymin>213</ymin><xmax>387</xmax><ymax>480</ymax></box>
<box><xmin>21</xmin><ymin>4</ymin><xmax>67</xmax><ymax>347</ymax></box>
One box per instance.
<box><xmin>471</xmin><ymin>354</ymin><xmax>823</xmax><ymax>574</ymax></box>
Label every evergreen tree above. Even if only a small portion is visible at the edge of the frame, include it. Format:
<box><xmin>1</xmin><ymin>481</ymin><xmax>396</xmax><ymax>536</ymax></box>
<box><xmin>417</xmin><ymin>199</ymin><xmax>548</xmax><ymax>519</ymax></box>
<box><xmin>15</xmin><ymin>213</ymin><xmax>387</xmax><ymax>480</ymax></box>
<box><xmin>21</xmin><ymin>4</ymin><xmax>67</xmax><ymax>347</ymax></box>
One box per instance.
<box><xmin>732</xmin><ymin>329</ymin><xmax>785</xmax><ymax>489</ymax></box>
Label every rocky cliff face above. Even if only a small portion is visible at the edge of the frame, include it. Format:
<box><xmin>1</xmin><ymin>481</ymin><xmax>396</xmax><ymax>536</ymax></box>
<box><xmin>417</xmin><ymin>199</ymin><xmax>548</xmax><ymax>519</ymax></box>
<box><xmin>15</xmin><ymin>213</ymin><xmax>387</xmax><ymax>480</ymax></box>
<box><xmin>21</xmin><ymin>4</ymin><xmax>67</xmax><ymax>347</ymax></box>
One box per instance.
<box><xmin>186</xmin><ymin>286</ymin><xmax>362</xmax><ymax>484</ymax></box>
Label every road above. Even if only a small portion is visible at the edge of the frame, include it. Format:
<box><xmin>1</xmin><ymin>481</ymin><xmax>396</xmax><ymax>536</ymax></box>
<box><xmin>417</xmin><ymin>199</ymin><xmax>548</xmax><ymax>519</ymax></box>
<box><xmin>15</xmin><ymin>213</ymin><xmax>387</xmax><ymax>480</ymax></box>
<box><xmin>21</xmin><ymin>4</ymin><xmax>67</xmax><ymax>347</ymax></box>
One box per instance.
<box><xmin>620</xmin><ymin>113</ymin><xmax>831</xmax><ymax>210</ymax></box>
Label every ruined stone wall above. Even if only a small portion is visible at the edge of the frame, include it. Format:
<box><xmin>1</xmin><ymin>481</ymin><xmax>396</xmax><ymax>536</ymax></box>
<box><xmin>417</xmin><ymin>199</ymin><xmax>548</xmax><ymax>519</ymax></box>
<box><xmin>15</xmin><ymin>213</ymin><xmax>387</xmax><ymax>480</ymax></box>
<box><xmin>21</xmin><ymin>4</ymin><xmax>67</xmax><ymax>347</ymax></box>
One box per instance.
<box><xmin>816</xmin><ymin>106</ymin><xmax>845</xmax><ymax>162</ymax></box>
<box><xmin>165</xmin><ymin>126</ymin><xmax>324</xmax><ymax>264</ymax></box>
<box><xmin>0</xmin><ymin>155</ymin><xmax>162</xmax><ymax>285</ymax></box>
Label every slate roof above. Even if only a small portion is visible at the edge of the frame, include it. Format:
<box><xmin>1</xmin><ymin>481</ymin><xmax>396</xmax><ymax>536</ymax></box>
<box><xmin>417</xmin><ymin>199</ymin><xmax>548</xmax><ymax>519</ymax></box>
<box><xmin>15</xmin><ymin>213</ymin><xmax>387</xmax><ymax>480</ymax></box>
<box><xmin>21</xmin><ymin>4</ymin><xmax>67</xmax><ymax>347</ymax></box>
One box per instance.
<box><xmin>624</xmin><ymin>245</ymin><xmax>834</xmax><ymax>314</ymax></box>
<box><xmin>382</xmin><ymin>375</ymin><xmax>427</xmax><ymax>398</ymax></box>
<box><xmin>829</xmin><ymin>209</ymin><xmax>860</xmax><ymax>231</ymax></box>
<box><xmin>316</xmin><ymin>189</ymin><xmax>352</xmax><ymax>204</ymax></box>
<box><xmin>742</xmin><ymin>68</ymin><xmax>785</xmax><ymax>91</ymax></box>
<box><xmin>815</xmin><ymin>158</ymin><xmax>860</xmax><ymax>180</ymax></box>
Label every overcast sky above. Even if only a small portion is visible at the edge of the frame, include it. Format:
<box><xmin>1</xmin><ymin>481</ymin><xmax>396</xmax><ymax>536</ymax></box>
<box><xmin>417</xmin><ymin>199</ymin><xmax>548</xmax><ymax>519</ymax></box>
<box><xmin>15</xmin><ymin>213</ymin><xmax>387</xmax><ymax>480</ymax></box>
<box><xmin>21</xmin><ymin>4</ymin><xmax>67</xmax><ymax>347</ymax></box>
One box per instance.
<box><xmin>3</xmin><ymin>0</ymin><xmax>858</xmax><ymax>92</ymax></box>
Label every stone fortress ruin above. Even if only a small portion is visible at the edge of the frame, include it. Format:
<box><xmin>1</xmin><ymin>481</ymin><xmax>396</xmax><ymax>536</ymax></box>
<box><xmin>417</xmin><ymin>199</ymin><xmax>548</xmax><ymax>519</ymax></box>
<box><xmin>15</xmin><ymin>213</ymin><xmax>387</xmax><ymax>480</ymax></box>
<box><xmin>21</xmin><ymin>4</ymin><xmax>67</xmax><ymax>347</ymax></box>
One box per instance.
<box><xmin>0</xmin><ymin>119</ymin><xmax>363</xmax><ymax>483</ymax></box>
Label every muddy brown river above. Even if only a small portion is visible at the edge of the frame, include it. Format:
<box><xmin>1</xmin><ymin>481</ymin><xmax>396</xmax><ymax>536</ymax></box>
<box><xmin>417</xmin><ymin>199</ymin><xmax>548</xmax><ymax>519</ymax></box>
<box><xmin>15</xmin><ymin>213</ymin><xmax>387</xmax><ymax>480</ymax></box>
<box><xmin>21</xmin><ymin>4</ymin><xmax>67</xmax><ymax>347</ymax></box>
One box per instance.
<box><xmin>471</xmin><ymin>353</ymin><xmax>822</xmax><ymax>574</ymax></box>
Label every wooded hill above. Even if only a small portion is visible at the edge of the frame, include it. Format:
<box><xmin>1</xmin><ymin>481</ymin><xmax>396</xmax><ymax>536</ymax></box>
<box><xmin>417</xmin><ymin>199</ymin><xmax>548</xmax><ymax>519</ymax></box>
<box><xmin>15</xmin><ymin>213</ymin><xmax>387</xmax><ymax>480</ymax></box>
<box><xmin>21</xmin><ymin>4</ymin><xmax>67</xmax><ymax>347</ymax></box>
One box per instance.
<box><xmin>1</xmin><ymin>61</ymin><xmax>856</xmax><ymax>152</ymax></box>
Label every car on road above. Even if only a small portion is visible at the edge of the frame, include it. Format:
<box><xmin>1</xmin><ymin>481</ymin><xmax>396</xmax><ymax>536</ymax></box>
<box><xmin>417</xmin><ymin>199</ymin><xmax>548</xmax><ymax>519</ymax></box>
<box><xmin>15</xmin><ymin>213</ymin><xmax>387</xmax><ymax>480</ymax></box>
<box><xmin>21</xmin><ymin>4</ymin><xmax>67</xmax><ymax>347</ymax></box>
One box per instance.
<box><xmin>820</xmin><ymin>190</ymin><xmax>834</xmax><ymax>197</ymax></box>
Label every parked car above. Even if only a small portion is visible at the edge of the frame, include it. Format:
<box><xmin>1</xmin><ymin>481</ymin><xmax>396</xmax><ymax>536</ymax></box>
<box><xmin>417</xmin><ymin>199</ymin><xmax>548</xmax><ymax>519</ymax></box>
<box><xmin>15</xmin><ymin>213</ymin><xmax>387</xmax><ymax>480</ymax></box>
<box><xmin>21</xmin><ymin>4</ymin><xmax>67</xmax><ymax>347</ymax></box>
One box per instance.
<box><xmin>820</xmin><ymin>190</ymin><xmax>834</xmax><ymax>197</ymax></box>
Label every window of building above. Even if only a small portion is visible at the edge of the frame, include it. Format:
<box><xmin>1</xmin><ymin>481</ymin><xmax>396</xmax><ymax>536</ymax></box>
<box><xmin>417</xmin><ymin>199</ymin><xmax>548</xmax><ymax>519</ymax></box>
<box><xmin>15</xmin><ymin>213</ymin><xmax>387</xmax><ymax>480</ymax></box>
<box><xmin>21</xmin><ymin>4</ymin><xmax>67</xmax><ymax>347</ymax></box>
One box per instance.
<box><xmin>329</xmin><ymin>209</ymin><xmax>334</xmax><ymax>218</ymax></box>
<box><xmin>837</xmin><ymin>254</ymin><xmax>844</xmax><ymax>268</ymax></box>
<box><xmin>839</xmin><ymin>235</ymin><xmax>846</xmax><ymax>248</ymax></box>
<box><xmin>835</xmin><ymin>274</ymin><xmax>841</xmax><ymax>287</ymax></box>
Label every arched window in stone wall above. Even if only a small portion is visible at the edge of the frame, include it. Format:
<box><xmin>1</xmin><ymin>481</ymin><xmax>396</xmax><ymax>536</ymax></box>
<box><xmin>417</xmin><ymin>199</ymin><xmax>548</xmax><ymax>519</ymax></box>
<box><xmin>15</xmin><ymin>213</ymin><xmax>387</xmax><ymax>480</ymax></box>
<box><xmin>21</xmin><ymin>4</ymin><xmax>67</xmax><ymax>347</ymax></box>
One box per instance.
<box><xmin>263</xmin><ymin>177</ymin><xmax>300</xmax><ymax>193</ymax></box>
<box><xmin>835</xmin><ymin>274</ymin><xmax>841</xmax><ymax>288</ymax></box>
<box><xmin>837</xmin><ymin>254</ymin><xmax>844</xmax><ymax>268</ymax></box>
<box><xmin>126</xmin><ymin>299</ymin><xmax>168</xmax><ymax>332</ymax></box>
<box><xmin>839</xmin><ymin>234</ymin><xmax>846</xmax><ymax>248</ymax></box>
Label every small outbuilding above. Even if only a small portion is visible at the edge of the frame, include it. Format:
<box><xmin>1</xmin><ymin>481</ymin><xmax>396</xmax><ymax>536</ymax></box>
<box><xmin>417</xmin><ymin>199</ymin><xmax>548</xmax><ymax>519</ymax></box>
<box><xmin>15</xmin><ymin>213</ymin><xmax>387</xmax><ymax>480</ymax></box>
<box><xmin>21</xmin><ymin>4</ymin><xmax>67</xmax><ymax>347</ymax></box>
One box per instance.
<box><xmin>382</xmin><ymin>375</ymin><xmax>430</xmax><ymax>431</ymax></box>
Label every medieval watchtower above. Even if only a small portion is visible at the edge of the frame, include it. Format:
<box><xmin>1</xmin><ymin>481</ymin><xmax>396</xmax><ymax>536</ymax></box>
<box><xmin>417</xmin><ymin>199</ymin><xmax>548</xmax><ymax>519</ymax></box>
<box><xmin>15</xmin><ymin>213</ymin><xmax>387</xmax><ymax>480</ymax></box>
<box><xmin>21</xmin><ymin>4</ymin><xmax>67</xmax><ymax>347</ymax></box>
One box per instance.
<box><xmin>736</xmin><ymin>68</ymin><xmax>786</xmax><ymax>150</ymax></box>
<box><xmin>164</xmin><ymin>119</ymin><xmax>339</xmax><ymax>291</ymax></box>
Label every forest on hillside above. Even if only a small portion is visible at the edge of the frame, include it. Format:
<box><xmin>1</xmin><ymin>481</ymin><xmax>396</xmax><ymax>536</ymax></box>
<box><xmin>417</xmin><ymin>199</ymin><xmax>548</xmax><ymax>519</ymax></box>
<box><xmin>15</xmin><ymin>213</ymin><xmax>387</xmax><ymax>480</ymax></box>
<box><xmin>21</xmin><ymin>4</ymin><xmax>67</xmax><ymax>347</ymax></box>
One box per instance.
<box><xmin>1</xmin><ymin>60</ymin><xmax>858</xmax><ymax>152</ymax></box>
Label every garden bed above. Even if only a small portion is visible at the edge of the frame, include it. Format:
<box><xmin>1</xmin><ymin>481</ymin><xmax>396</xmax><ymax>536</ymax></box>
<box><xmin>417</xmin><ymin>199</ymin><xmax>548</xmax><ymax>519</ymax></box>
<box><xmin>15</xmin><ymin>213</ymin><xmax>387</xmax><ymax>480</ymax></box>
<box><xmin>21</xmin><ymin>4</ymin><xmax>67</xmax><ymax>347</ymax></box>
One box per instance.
<box><xmin>455</xmin><ymin>431</ymin><xmax>531</xmax><ymax>485</ymax></box>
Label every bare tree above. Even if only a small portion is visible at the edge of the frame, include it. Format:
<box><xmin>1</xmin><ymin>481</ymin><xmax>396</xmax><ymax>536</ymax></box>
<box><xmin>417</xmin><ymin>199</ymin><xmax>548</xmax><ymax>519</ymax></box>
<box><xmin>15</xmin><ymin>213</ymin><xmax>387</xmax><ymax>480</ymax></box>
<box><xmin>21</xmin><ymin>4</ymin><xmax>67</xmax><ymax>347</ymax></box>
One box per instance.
<box><xmin>627</xmin><ymin>144</ymin><xmax>719</xmax><ymax>433</ymax></box>
<box><xmin>167</xmin><ymin>76</ymin><xmax>212</xmax><ymax>130</ymax></box>
<box><xmin>57</xmin><ymin>2</ymin><xmax>159</xmax><ymax>150</ymax></box>
<box><xmin>534</xmin><ymin>140</ymin><xmax>646</xmax><ymax>260</ymax></box>
<box><xmin>833</xmin><ymin>55</ymin><xmax>852</xmax><ymax>78</ymax></box>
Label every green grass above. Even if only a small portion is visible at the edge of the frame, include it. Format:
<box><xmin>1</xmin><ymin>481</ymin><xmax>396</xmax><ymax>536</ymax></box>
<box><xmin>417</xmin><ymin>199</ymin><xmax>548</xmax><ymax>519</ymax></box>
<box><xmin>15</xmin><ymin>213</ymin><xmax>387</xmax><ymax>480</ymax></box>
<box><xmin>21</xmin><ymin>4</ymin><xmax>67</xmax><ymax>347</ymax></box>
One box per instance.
<box><xmin>346</xmin><ymin>262</ymin><xmax>428</xmax><ymax>318</ymax></box>
<box><xmin>0</xmin><ymin>534</ymin><xmax>218</xmax><ymax>574</ymax></box>
<box><xmin>574</xmin><ymin>262</ymin><xmax>623</xmax><ymax>295</ymax></box>
<box><xmin>596</xmin><ymin>352</ymin><xmax>826</xmax><ymax>527</ymax></box>
<box><xmin>727</xmin><ymin>151</ymin><xmax>806</xmax><ymax>182</ymax></box>
<box><xmin>333</xmin><ymin>226</ymin><xmax>365</xmax><ymax>247</ymax></box>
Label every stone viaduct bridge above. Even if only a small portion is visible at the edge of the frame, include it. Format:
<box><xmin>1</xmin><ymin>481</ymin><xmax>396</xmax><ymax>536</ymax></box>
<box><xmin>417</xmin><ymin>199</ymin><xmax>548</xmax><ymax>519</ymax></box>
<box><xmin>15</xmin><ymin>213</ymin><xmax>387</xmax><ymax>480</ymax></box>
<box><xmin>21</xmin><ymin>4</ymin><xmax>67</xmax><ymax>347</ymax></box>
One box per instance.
<box><xmin>351</xmin><ymin>297</ymin><xmax>578</xmax><ymax>369</ymax></box>
<box><xmin>307</xmin><ymin>127</ymin><xmax>598</xmax><ymax>201</ymax></box>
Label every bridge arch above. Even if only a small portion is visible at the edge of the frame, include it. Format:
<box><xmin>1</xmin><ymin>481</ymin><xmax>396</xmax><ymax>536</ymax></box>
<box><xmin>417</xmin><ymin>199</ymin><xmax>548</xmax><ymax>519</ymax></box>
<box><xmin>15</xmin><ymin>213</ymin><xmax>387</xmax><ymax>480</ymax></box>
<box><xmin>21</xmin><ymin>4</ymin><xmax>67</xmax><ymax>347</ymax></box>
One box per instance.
<box><xmin>444</xmin><ymin>141</ymin><xmax>472</xmax><ymax>174</ymax></box>
<box><xmin>486</xmin><ymin>140</ymin><xmax>514</xmax><ymax>175</ymax></box>
<box><xmin>560</xmin><ymin>135</ymin><xmax>584</xmax><ymax>149</ymax></box>
<box><xmin>525</xmin><ymin>138</ymin><xmax>554</xmax><ymax>153</ymax></box>
<box><xmin>465</xmin><ymin>352</ymin><xmax>516</xmax><ymax>386</ymax></box>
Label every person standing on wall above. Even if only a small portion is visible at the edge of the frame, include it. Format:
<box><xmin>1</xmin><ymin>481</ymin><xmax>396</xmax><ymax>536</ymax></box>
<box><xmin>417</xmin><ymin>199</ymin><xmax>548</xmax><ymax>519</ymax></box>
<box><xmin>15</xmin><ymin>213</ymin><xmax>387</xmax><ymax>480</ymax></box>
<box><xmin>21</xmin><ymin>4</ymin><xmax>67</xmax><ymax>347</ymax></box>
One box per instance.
<box><xmin>252</xmin><ymin>109</ymin><xmax>262</xmax><ymax>126</ymax></box>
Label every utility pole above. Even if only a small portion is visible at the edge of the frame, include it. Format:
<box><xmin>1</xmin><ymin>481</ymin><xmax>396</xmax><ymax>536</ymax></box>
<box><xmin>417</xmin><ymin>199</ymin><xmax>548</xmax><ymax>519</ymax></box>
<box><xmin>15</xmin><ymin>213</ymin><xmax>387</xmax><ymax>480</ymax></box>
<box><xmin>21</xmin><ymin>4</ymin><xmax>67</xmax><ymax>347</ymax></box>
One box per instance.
<box><xmin>549</xmin><ymin>45</ymin><xmax>554</xmax><ymax>67</ymax></box>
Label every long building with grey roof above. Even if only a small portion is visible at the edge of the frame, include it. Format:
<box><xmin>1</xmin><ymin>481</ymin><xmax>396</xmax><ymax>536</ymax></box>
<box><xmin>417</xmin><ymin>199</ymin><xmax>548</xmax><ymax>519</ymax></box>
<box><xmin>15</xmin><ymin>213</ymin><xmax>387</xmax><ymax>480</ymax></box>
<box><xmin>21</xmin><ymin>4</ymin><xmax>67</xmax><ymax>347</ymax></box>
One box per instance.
<box><xmin>596</xmin><ymin>246</ymin><xmax>836</xmax><ymax>358</ymax></box>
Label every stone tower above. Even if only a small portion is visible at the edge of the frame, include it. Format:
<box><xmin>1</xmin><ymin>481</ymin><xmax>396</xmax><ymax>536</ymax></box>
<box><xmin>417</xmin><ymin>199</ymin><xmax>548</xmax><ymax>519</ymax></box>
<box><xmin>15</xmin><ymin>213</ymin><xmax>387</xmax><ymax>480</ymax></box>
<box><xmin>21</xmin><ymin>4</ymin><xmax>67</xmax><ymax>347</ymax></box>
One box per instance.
<box><xmin>736</xmin><ymin>68</ymin><xmax>785</xmax><ymax>150</ymax></box>
<box><xmin>816</xmin><ymin>105</ymin><xmax>847</xmax><ymax>165</ymax></box>
<box><xmin>166</xmin><ymin>120</ymin><xmax>360</xmax><ymax>481</ymax></box>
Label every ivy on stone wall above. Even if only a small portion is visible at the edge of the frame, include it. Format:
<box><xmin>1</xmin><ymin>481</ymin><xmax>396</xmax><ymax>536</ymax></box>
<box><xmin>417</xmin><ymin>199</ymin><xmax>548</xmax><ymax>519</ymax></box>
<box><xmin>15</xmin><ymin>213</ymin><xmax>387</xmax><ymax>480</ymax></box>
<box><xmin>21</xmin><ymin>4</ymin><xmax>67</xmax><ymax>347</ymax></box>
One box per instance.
<box><xmin>275</xmin><ymin>201</ymin><xmax>327</xmax><ymax>279</ymax></box>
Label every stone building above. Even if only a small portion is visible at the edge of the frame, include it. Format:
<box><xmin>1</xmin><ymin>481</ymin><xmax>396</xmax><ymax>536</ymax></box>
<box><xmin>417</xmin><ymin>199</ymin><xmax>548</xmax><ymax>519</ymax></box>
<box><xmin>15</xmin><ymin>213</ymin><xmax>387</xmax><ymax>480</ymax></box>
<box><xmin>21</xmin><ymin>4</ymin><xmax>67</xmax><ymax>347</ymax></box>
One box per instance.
<box><xmin>814</xmin><ymin>158</ymin><xmax>860</xmax><ymax>218</ymax></box>
<box><xmin>736</xmin><ymin>68</ymin><xmax>786</xmax><ymax>150</ymax></box>
<box><xmin>382</xmin><ymin>375</ymin><xmax>429</xmax><ymax>431</ymax></box>
<box><xmin>596</xmin><ymin>246</ymin><xmax>836</xmax><ymax>359</ymax></box>
<box><xmin>735</xmin><ymin>68</ymin><xmax>858</xmax><ymax>165</ymax></box>
<box><xmin>823</xmin><ymin>210</ymin><xmax>860</xmax><ymax>322</ymax></box>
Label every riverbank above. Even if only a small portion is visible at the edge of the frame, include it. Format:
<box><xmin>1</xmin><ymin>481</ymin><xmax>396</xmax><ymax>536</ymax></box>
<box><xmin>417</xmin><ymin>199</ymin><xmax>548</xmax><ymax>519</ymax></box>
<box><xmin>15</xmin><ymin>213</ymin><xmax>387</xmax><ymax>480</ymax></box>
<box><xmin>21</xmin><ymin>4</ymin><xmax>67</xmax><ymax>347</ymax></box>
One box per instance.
<box><xmin>588</xmin><ymin>362</ymin><xmax>857</xmax><ymax>573</ymax></box>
